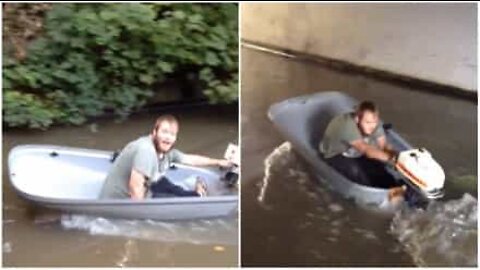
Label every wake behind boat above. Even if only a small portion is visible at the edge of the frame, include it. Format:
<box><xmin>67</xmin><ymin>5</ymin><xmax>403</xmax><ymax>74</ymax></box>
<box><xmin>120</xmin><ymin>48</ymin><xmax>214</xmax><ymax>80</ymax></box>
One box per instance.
<box><xmin>268</xmin><ymin>91</ymin><xmax>444</xmax><ymax>209</ymax></box>
<box><xmin>8</xmin><ymin>145</ymin><xmax>238</xmax><ymax>220</ymax></box>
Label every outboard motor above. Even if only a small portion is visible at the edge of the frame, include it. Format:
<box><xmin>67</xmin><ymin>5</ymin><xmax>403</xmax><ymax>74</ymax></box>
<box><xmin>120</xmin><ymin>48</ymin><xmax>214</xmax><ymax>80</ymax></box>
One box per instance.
<box><xmin>395</xmin><ymin>148</ymin><xmax>445</xmax><ymax>207</ymax></box>
<box><xmin>224</xmin><ymin>166</ymin><xmax>239</xmax><ymax>188</ymax></box>
<box><xmin>222</xmin><ymin>143</ymin><xmax>239</xmax><ymax>188</ymax></box>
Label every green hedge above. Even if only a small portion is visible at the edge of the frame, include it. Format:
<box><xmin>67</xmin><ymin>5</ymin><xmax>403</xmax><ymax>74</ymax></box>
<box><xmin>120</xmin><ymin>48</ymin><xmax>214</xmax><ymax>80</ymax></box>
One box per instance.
<box><xmin>3</xmin><ymin>3</ymin><xmax>238</xmax><ymax>129</ymax></box>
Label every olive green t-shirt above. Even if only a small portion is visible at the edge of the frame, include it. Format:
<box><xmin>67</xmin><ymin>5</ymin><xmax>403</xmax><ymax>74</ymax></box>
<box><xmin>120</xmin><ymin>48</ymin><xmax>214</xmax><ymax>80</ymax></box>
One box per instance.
<box><xmin>319</xmin><ymin>113</ymin><xmax>384</xmax><ymax>159</ymax></box>
<box><xmin>99</xmin><ymin>136</ymin><xmax>186</xmax><ymax>199</ymax></box>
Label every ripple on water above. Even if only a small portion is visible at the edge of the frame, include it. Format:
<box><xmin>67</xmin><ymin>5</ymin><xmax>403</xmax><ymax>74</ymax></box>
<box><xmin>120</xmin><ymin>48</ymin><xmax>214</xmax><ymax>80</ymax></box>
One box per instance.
<box><xmin>60</xmin><ymin>214</ymin><xmax>237</xmax><ymax>245</ymax></box>
<box><xmin>258</xmin><ymin>141</ymin><xmax>480</xmax><ymax>266</ymax></box>
<box><xmin>391</xmin><ymin>193</ymin><xmax>477</xmax><ymax>267</ymax></box>
<box><xmin>328</xmin><ymin>204</ymin><xmax>343</xmax><ymax>213</ymax></box>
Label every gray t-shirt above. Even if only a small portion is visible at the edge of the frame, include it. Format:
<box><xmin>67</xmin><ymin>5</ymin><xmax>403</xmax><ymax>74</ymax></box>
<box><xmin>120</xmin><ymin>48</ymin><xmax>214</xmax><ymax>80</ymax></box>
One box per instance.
<box><xmin>319</xmin><ymin>113</ymin><xmax>384</xmax><ymax>159</ymax></box>
<box><xmin>99</xmin><ymin>136</ymin><xmax>186</xmax><ymax>199</ymax></box>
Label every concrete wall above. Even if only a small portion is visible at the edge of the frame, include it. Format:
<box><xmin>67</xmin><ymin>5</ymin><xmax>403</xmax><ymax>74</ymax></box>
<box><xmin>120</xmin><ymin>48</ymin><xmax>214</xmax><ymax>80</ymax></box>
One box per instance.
<box><xmin>241</xmin><ymin>3</ymin><xmax>477</xmax><ymax>91</ymax></box>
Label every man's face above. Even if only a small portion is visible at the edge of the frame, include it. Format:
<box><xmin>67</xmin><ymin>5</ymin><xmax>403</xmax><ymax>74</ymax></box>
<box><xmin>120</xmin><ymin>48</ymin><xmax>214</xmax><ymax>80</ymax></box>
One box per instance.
<box><xmin>153</xmin><ymin>121</ymin><xmax>178</xmax><ymax>153</ymax></box>
<box><xmin>357</xmin><ymin>111</ymin><xmax>379</xmax><ymax>136</ymax></box>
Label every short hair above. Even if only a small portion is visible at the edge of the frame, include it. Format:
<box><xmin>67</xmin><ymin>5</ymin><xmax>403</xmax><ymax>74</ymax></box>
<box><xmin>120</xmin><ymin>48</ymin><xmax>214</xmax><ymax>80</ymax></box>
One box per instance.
<box><xmin>152</xmin><ymin>114</ymin><xmax>179</xmax><ymax>133</ymax></box>
<box><xmin>355</xmin><ymin>101</ymin><xmax>378</xmax><ymax>117</ymax></box>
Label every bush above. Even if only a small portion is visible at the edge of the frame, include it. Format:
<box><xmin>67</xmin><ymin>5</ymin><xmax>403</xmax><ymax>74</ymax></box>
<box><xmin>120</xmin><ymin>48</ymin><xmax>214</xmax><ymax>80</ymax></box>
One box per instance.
<box><xmin>3</xmin><ymin>90</ymin><xmax>62</xmax><ymax>129</ymax></box>
<box><xmin>3</xmin><ymin>3</ymin><xmax>238</xmax><ymax>129</ymax></box>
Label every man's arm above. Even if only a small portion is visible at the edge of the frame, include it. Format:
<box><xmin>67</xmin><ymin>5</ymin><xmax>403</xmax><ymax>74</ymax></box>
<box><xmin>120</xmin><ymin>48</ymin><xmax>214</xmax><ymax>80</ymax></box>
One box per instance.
<box><xmin>181</xmin><ymin>154</ymin><xmax>232</xmax><ymax>168</ymax></box>
<box><xmin>350</xmin><ymin>139</ymin><xmax>394</xmax><ymax>163</ymax></box>
<box><xmin>128</xmin><ymin>169</ymin><xmax>147</xmax><ymax>200</ymax></box>
<box><xmin>377</xmin><ymin>135</ymin><xmax>397</xmax><ymax>157</ymax></box>
<box><xmin>377</xmin><ymin>135</ymin><xmax>392</xmax><ymax>151</ymax></box>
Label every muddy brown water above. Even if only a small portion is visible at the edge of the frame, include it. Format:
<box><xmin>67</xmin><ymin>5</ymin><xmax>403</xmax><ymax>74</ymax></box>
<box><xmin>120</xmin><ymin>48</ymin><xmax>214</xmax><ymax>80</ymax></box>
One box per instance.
<box><xmin>3</xmin><ymin>105</ymin><xmax>239</xmax><ymax>267</ymax></box>
<box><xmin>241</xmin><ymin>46</ymin><xmax>477</xmax><ymax>266</ymax></box>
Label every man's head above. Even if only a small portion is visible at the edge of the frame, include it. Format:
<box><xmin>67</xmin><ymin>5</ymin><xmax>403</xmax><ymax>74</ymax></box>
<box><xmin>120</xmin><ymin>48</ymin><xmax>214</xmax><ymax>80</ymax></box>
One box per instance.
<box><xmin>151</xmin><ymin>115</ymin><xmax>179</xmax><ymax>153</ymax></box>
<box><xmin>355</xmin><ymin>101</ymin><xmax>379</xmax><ymax>136</ymax></box>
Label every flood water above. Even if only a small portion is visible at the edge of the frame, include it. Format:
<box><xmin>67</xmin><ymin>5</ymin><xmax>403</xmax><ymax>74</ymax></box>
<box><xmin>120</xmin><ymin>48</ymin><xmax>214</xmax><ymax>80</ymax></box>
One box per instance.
<box><xmin>241</xmin><ymin>46</ymin><xmax>477</xmax><ymax>266</ymax></box>
<box><xmin>3</xmin><ymin>105</ymin><xmax>239</xmax><ymax>267</ymax></box>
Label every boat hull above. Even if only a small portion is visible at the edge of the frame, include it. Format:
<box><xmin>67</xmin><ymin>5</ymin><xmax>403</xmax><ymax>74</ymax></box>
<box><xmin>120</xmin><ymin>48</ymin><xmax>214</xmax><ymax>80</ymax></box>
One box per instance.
<box><xmin>268</xmin><ymin>91</ymin><xmax>412</xmax><ymax>208</ymax></box>
<box><xmin>8</xmin><ymin>145</ymin><xmax>238</xmax><ymax>220</ymax></box>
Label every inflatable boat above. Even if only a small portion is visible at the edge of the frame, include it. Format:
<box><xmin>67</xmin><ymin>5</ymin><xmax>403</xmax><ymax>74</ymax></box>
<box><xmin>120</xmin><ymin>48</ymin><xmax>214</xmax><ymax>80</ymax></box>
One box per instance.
<box><xmin>268</xmin><ymin>91</ymin><xmax>444</xmax><ymax>208</ymax></box>
<box><xmin>8</xmin><ymin>145</ymin><xmax>238</xmax><ymax>220</ymax></box>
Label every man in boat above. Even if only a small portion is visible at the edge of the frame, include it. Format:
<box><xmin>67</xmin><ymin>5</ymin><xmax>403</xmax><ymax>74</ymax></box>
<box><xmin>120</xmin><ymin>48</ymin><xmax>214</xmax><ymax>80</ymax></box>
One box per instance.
<box><xmin>99</xmin><ymin>114</ymin><xmax>233</xmax><ymax>200</ymax></box>
<box><xmin>319</xmin><ymin>101</ymin><xmax>399</xmax><ymax>188</ymax></box>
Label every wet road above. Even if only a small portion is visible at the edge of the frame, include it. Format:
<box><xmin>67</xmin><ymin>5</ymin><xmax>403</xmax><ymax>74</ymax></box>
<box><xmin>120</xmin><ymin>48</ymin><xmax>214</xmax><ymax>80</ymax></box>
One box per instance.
<box><xmin>3</xmin><ymin>105</ymin><xmax>239</xmax><ymax>267</ymax></box>
<box><xmin>241</xmin><ymin>46</ymin><xmax>477</xmax><ymax>266</ymax></box>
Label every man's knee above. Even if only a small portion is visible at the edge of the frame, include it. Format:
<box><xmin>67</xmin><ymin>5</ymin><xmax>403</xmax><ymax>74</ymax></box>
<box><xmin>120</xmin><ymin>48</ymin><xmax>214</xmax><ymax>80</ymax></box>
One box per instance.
<box><xmin>328</xmin><ymin>156</ymin><xmax>370</xmax><ymax>186</ymax></box>
<box><xmin>349</xmin><ymin>164</ymin><xmax>371</xmax><ymax>186</ymax></box>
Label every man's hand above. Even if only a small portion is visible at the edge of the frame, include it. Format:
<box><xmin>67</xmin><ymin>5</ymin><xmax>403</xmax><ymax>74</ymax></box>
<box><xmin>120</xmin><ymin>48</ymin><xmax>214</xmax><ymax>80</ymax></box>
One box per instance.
<box><xmin>217</xmin><ymin>159</ymin><xmax>234</xmax><ymax>168</ymax></box>
<box><xmin>387</xmin><ymin>150</ymin><xmax>399</xmax><ymax>166</ymax></box>
<box><xmin>350</xmin><ymin>139</ymin><xmax>391</xmax><ymax>163</ymax></box>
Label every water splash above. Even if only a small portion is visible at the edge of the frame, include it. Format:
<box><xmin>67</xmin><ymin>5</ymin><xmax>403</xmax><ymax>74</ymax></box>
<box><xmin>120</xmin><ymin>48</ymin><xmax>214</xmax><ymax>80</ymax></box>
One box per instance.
<box><xmin>60</xmin><ymin>214</ymin><xmax>238</xmax><ymax>245</ymax></box>
<box><xmin>258</xmin><ymin>142</ymin><xmax>293</xmax><ymax>204</ymax></box>
<box><xmin>391</xmin><ymin>193</ymin><xmax>477</xmax><ymax>267</ymax></box>
<box><xmin>3</xmin><ymin>242</ymin><xmax>12</xmax><ymax>254</ymax></box>
<box><xmin>115</xmin><ymin>239</ymin><xmax>138</xmax><ymax>267</ymax></box>
<box><xmin>260</xmin><ymin>142</ymin><xmax>477</xmax><ymax>266</ymax></box>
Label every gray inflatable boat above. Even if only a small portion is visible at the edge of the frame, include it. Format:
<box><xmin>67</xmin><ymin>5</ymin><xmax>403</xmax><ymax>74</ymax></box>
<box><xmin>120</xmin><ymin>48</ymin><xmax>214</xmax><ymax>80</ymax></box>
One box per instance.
<box><xmin>268</xmin><ymin>91</ymin><xmax>412</xmax><ymax>208</ymax></box>
<box><xmin>8</xmin><ymin>145</ymin><xmax>238</xmax><ymax>220</ymax></box>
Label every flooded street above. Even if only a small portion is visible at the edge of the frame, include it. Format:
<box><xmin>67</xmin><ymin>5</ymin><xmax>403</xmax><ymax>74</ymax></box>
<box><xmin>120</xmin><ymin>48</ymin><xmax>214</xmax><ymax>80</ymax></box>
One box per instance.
<box><xmin>241</xmin><ymin>47</ymin><xmax>477</xmax><ymax>266</ymax></box>
<box><xmin>3</xmin><ymin>105</ymin><xmax>238</xmax><ymax>267</ymax></box>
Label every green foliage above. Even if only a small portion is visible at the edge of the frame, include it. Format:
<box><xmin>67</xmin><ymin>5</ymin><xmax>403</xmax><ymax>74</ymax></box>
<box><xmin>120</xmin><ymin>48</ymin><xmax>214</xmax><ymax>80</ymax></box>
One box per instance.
<box><xmin>200</xmin><ymin>68</ymin><xmax>238</xmax><ymax>104</ymax></box>
<box><xmin>3</xmin><ymin>3</ymin><xmax>238</xmax><ymax>129</ymax></box>
<box><xmin>3</xmin><ymin>90</ymin><xmax>62</xmax><ymax>129</ymax></box>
